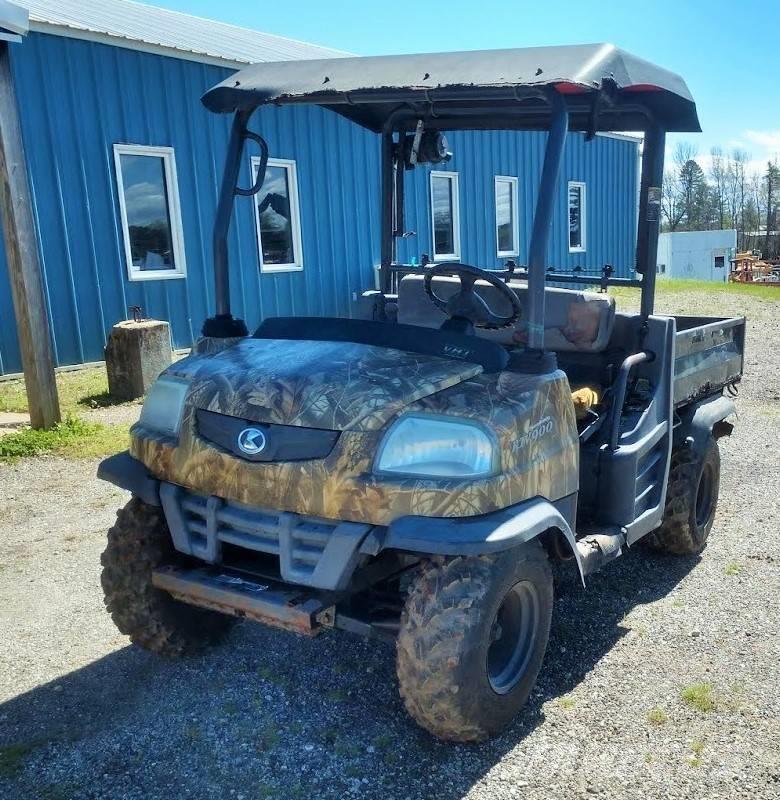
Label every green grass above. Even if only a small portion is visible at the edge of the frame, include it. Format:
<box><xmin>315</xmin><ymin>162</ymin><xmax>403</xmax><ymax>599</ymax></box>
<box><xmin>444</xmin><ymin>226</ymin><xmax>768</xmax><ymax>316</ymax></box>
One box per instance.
<box><xmin>610</xmin><ymin>277</ymin><xmax>780</xmax><ymax>306</ymax></box>
<box><xmin>0</xmin><ymin>741</ymin><xmax>41</xmax><ymax>778</ymax></box>
<box><xmin>0</xmin><ymin>365</ymin><xmax>140</xmax><ymax>416</ymax></box>
<box><xmin>0</xmin><ymin>416</ymin><xmax>129</xmax><ymax>462</ymax></box>
<box><xmin>557</xmin><ymin>697</ymin><xmax>576</xmax><ymax>710</ymax></box>
<box><xmin>724</xmin><ymin>561</ymin><xmax>743</xmax><ymax>576</ymax></box>
<box><xmin>680</xmin><ymin>683</ymin><xmax>717</xmax><ymax>713</ymax></box>
<box><xmin>647</xmin><ymin>707</ymin><xmax>668</xmax><ymax>726</ymax></box>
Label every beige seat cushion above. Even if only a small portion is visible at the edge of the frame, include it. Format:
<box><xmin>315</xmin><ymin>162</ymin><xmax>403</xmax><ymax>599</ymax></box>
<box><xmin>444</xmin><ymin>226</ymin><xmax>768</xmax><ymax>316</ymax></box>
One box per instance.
<box><xmin>396</xmin><ymin>274</ymin><xmax>616</xmax><ymax>353</ymax></box>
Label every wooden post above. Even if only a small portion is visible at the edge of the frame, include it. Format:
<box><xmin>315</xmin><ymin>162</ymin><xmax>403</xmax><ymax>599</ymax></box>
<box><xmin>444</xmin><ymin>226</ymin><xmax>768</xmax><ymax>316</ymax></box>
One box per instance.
<box><xmin>0</xmin><ymin>40</ymin><xmax>60</xmax><ymax>428</ymax></box>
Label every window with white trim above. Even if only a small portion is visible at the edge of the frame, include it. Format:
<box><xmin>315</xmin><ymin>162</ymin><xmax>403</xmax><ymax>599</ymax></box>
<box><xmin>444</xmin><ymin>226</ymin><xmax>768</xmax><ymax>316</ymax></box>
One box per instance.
<box><xmin>252</xmin><ymin>157</ymin><xmax>303</xmax><ymax>272</ymax></box>
<box><xmin>495</xmin><ymin>176</ymin><xmax>519</xmax><ymax>257</ymax></box>
<box><xmin>568</xmin><ymin>181</ymin><xmax>587</xmax><ymax>253</ymax></box>
<box><xmin>430</xmin><ymin>171</ymin><xmax>460</xmax><ymax>260</ymax></box>
<box><xmin>113</xmin><ymin>144</ymin><xmax>186</xmax><ymax>281</ymax></box>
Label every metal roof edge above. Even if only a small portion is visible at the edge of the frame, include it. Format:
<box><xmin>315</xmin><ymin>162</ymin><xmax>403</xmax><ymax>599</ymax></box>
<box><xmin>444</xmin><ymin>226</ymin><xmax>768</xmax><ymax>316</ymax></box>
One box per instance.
<box><xmin>28</xmin><ymin>19</ymin><xmax>250</xmax><ymax>69</ymax></box>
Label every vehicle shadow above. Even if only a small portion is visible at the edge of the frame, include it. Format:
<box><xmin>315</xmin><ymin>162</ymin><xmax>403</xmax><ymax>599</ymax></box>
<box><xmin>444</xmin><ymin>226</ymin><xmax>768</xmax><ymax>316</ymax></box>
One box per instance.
<box><xmin>0</xmin><ymin>547</ymin><xmax>698</xmax><ymax>800</ymax></box>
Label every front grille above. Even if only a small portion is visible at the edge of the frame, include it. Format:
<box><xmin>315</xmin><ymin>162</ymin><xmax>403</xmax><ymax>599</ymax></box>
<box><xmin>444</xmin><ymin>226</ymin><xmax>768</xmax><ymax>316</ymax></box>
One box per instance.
<box><xmin>195</xmin><ymin>409</ymin><xmax>339</xmax><ymax>463</ymax></box>
<box><xmin>159</xmin><ymin>484</ymin><xmax>371</xmax><ymax>591</ymax></box>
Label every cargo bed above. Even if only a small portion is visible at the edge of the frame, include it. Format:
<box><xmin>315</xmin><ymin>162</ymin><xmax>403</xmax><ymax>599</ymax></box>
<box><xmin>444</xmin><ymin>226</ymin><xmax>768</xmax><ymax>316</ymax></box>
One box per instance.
<box><xmin>673</xmin><ymin>316</ymin><xmax>745</xmax><ymax>408</ymax></box>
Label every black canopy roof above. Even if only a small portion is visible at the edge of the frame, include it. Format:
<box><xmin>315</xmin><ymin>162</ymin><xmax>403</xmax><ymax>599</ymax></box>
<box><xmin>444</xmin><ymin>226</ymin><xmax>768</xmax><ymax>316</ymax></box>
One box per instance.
<box><xmin>202</xmin><ymin>43</ymin><xmax>700</xmax><ymax>133</ymax></box>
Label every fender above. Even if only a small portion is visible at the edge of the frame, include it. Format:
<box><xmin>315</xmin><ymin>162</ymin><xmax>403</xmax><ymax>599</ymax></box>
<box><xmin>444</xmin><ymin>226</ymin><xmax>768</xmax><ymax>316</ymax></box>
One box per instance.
<box><xmin>384</xmin><ymin>496</ymin><xmax>586</xmax><ymax>584</ymax></box>
<box><xmin>98</xmin><ymin>451</ymin><xmax>161</xmax><ymax>507</ymax></box>
<box><xmin>676</xmin><ymin>394</ymin><xmax>736</xmax><ymax>458</ymax></box>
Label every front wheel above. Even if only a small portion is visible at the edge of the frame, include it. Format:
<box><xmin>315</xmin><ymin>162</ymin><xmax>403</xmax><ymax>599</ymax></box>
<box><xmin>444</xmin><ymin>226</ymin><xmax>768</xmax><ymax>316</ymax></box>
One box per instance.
<box><xmin>396</xmin><ymin>543</ymin><xmax>553</xmax><ymax>742</ymax></box>
<box><xmin>101</xmin><ymin>497</ymin><xmax>235</xmax><ymax>656</ymax></box>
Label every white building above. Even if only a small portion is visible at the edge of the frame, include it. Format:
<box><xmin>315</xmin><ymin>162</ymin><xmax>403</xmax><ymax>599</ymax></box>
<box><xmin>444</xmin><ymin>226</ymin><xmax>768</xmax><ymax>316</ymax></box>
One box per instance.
<box><xmin>657</xmin><ymin>229</ymin><xmax>737</xmax><ymax>282</ymax></box>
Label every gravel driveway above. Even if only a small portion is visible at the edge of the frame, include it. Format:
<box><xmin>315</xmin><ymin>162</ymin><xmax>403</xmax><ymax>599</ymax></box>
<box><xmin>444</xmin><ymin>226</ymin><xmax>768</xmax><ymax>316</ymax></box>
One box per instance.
<box><xmin>1</xmin><ymin>290</ymin><xmax>778</xmax><ymax>800</ymax></box>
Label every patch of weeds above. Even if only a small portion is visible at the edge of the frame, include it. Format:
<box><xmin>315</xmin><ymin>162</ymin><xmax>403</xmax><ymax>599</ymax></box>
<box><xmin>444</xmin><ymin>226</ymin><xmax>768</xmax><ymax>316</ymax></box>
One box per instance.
<box><xmin>345</xmin><ymin>764</ymin><xmax>363</xmax><ymax>778</ymax></box>
<box><xmin>687</xmin><ymin>740</ymin><xmax>705</xmax><ymax>767</ymax></box>
<box><xmin>372</xmin><ymin>733</ymin><xmax>393</xmax><ymax>752</ymax></box>
<box><xmin>647</xmin><ymin>707</ymin><xmax>668</xmax><ymax>726</ymax></box>
<box><xmin>334</xmin><ymin>740</ymin><xmax>361</xmax><ymax>758</ymax></box>
<box><xmin>320</xmin><ymin>727</ymin><xmax>339</xmax><ymax>747</ymax></box>
<box><xmin>671</xmin><ymin>599</ymin><xmax>686</xmax><ymax>609</ymax></box>
<box><xmin>182</xmin><ymin>723</ymin><xmax>202</xmax><ymax>742</ymax></box>
<box><xmin>255</xmin><ymin>721</ymin><xmax>281</xmax><ymax>752</ymax></box>
<box><xmin>38</xmin><ymin>784</ymin><xmax>73</xmax><ymax>800</ymax></box>
<box><xmin>287</xmin><ymin>720</ymin><xmax>304</xmax><ymax>735</ymax></box>
<box><xmin>326</xmin><ymin>688</ymin><xmax>347</xmax><ymax>702</ymax></box>
<box><xmin>724</xmin><ymin>562</ymin><xmax>742</xmax><ymax>576</ymax></box>
<box><xmin>0</xmin><ymin>416</ymin><xmax>129</xmax><ymax>462</ymax></box>
<box><xmin>558</xmin><ymin>697</ymin><xmax>576</xmax><ymax>710</ymax></box>
<box><xmin>256</xmin><ymin>665</ymin><xmax>292</xmax><ymax>690</ymax></box>
<box><xmin>253</xmin><ymin>783</ymin><xmax>276</xmax><ymax>799</ymax></box>
<box><xmin>680</xmin><ymin>683</ymin><xmax>717</xmax><ymax>713</ymax></box>
<box><xmin>644</xmin><ymin>753</ymin><xmax>653</xmax><ymax>765</ymax></box>
<box><xmin>0</xmin><ymin>741</ymin><xmax>41</xmax><ymax>778</ymax></box>
<box><xmin>287</xmin><ymin>783</ymin><xmax>305</xmax><ymax>800</ymax></box>
<box><xmin>221</xmin><ymin>700</ymin><xmax>239</xmax><ymax>716</ymax></box>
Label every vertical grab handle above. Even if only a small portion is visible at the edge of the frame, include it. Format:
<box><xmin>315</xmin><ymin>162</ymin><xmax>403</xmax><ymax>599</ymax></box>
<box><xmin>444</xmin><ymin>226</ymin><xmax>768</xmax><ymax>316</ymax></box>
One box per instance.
<box><xmin>608</xmin><ymin>351</ymin><xmax>654</xmax><ymax>450</ymax></box>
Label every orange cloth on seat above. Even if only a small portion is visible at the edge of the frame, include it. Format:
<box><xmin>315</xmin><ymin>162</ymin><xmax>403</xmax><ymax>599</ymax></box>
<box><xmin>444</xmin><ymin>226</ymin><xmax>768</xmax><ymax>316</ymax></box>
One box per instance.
<box><xmin>571</xmin><ymin>386</ymin><xmax>600</xmax><ymax>421</ymax></box>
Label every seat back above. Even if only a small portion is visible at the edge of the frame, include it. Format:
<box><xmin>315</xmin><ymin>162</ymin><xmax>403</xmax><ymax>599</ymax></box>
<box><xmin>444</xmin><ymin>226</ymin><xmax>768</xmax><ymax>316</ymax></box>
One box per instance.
<box><xmin>396</xmin><ymin>274</ymin><xmax>616</xmax><ymax>353</ymax></box>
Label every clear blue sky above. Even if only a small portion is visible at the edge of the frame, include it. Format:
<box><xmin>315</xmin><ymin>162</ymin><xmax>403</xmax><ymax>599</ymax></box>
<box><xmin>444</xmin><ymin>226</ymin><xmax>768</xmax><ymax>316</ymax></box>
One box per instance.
<box><xmin>148</xmin><ymin>0</ymin><xmax>779</xmax><ymax>175</ymax></box>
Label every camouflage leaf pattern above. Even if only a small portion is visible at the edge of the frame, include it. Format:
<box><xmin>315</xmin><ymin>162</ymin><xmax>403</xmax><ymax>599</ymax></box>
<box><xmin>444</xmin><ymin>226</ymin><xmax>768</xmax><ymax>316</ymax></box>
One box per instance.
<box><xmin>131</xmin><ymin>339</ymin><xmax>579</xmax><ymax>527</ymax></box>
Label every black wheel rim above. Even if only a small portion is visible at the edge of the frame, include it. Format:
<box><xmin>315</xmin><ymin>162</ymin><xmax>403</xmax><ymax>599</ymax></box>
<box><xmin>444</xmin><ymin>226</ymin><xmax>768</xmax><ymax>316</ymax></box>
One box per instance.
<box><xmin>695</xmin><ymin>462</ymin><xmax>716</xmax><ymax>528</ymax></box>
<box><xmin>487</xmin><ymin>580</ymin><xmax>540</xmax><ymax>695</ymax></box>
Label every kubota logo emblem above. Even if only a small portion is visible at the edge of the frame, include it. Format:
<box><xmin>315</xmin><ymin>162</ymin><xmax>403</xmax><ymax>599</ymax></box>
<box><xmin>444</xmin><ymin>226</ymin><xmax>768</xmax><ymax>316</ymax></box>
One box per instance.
<box><xmin>237</xmin><ymin>427</ymin><xmax>267</xmax><ymax>455</ymax></box>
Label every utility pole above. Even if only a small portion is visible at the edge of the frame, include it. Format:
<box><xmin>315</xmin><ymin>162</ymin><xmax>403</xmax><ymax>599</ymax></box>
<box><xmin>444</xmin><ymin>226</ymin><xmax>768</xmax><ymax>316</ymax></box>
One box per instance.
<box><xmin>0</xmin><ymin>6</ymin><xmax>60</xmax><ymax>429</ymax></box>
<box><xmin>766</xmin><ymin>164</ymin><xmax>774</xmax><ymax>260</ymax></box>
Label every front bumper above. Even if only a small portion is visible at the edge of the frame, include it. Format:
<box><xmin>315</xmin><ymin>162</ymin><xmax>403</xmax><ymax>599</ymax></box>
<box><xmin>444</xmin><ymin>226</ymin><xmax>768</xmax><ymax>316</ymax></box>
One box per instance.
<box><xmin>98</xmin><ymin>452</ymin><xmax>581</xmax><ymax>589</ymax></box>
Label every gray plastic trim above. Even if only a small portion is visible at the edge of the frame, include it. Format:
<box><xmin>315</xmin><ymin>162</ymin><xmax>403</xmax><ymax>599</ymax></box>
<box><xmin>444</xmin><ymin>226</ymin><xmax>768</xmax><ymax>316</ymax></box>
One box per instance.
<box><xmin>384</xmin><ymin>495</ymin><xmax>585</xmax><ymax>583</ymax></box>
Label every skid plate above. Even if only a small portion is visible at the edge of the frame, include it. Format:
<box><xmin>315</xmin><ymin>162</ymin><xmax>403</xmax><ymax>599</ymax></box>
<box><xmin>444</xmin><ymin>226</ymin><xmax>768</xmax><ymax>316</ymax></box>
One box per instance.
<box><xmin>151</xmin><ymin>565</ymin><xmax>332</xmax><ymax>635</ymax></box>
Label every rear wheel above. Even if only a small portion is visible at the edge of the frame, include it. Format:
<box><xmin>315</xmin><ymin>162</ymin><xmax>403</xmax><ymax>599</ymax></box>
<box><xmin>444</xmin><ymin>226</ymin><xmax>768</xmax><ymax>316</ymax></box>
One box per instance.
<box><xmin>101</xmin><ymin>497</ymin><xmax>234</xmax><ymax>656</ymax></box>
<box><xmin>396</xmin><ymin>543</ymin><xmax>553</xmax><ymax>742</ymax></box>
<box><xmin>645</xmin><ymin>437</ymin><xmax>721</xmax><ymax>555</ymax></box>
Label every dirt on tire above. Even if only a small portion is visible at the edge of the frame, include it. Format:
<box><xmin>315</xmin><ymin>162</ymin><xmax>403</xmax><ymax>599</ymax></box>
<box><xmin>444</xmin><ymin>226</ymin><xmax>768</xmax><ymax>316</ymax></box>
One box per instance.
<box><xmin>396</xmin><ymin>544</ymin><xmax>553</xmax><ymax>742</ymax></box>
<box><xmin>645</xmin><ymin>437</ymin><xmax>721</xmax><ymax>555</ymax></box>
<box><xmin>100</xmin><ymin>497</ymin><xmax>234</xmax><ymax>656</ymax></box>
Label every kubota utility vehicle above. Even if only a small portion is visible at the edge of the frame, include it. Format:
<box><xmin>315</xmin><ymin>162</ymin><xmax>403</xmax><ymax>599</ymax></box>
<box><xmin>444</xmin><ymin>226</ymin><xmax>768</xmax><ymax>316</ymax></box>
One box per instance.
<box><xmin>98</xmin><ymin>45</ymin><xmax>745</xmax><ymax>741</ymax></box>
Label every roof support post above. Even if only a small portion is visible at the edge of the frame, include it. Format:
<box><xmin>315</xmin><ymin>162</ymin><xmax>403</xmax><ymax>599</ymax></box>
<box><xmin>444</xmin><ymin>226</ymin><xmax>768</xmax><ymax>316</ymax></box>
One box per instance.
<box><xmin>0</xmin><ymin>39</ymin><xmax>60</xmax><ymax>428</ymax></box>
<box><xmin>203</xmin><ymin>108</ymin><xmax>251</xmax><ymax>337</ymax></box>
<box><xmin>636</xmin><ymin>123</ymin><xmax>665</xmax><ymax>319</ymax></box>
<box><xmin>379</xmin><ymin>129</ymin><xmax>395</xmax><ymax>294</ymax></box>
<box><xmin>526</xmin><ymin>90</ymin><xmax>568</xmax><ymax>350</ymax></box>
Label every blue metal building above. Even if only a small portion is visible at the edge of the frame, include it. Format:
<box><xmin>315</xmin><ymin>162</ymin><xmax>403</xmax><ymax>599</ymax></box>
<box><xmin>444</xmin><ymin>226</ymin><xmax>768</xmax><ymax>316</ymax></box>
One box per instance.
<box><xmin>0</xmin><ymin>0</ymin><xmax>639</xmax><ymax>376</ymax></box>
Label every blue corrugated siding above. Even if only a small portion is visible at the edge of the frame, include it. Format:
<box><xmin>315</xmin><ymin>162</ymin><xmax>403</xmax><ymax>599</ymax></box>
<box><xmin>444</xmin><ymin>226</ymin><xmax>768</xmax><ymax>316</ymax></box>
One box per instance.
<box><xmin>0</xmin><ymin>31</ymin><xmax>637</xmax><ymax>375</ymax></box>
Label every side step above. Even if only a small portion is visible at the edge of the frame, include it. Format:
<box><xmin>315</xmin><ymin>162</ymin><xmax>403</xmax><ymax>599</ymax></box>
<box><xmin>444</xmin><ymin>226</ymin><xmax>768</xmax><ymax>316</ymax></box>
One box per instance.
<box><xmin>152</xmin><ymin>565</ymin><xmax>334</xmax><ymax>636</ymax></box>
<box><xmin>575</xmin><ymin>527</ymin><xmax>626</xmax><ymax>577</ymax></box>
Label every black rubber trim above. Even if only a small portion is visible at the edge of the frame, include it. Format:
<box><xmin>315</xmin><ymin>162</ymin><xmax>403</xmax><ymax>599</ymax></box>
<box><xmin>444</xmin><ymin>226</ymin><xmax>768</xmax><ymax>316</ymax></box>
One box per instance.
<box><xmin>97</xmin><ymin>451</ymin><xmax>161</xmax><ymax>506</ymax></box>
<box><xmin>254</xmin><ymin>317</ymin><xmax>509</xmax><ymax>373</ymax></box>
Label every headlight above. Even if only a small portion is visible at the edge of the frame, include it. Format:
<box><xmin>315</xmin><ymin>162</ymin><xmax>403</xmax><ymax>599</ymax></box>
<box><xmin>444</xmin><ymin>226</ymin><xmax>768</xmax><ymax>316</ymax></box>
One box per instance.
<box><xmin>138</xmin><ymin>376</ymin><xmax>189</xmax><ymax>438</ymax></box>
<box><xmin>375</xmin><ymin>414</ymin><xmax>497</xmax><ymax>478</ymax></box>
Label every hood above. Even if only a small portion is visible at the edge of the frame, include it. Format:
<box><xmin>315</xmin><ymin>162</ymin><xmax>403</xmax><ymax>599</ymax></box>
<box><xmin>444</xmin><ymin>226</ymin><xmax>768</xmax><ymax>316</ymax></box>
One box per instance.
<box><xmin>169</xmin><ymin>338</ymin><xmax>483</xmax><ymax>432</ymax></box>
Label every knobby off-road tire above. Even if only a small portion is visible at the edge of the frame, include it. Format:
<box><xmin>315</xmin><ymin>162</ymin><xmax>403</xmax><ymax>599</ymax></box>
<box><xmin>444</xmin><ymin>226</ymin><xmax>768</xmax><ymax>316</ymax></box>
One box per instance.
<box><xmin>396</xmin><ymin>543</ymin><xmax>553</xmax><ymax>742</ymax></box>
<box><xmin>101</xmin><ymin>497</ymin><xmax>234</xmax><ymax>656</ymax></box>
<box><xmin>645</xmin><ymin>437</ymin><xmax>721</xmax><ymax>556</ymax></box>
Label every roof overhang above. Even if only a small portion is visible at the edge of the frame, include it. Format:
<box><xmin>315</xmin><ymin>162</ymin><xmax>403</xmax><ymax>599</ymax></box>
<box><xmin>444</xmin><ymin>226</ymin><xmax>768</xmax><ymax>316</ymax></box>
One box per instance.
<box><xmin>202</xmin><ymin>43</ymin><xmax>701</xmax><ymax>134</ymax></box>
<box><xmin>0</xmin><ymin>0</ymin><xmax>28</xmax><ymax>43</ymax></box>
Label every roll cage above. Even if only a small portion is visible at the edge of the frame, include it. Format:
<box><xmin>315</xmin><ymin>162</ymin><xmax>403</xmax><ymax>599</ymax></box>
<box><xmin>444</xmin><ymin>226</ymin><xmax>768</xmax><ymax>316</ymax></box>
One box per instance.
<box><xmin>199</xmin><ymin>44</ymin><xmax>700</xmax><ymax>349</ymax></box>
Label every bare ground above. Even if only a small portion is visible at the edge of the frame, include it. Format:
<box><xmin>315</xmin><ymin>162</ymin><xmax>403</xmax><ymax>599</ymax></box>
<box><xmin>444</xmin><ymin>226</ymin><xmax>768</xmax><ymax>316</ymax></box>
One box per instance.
<box><xmin>0</xmin><ymin>289</ymin><xmax>778</xmax><ymax>800</ymax></box>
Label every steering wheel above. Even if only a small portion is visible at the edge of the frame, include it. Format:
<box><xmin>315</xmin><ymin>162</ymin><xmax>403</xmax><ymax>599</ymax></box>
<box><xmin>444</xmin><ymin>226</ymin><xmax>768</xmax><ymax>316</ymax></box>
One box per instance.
<box><xmin>424</xmin><ymin>262</ymin><xmax>522</xmax><ymax>329</ymax></box>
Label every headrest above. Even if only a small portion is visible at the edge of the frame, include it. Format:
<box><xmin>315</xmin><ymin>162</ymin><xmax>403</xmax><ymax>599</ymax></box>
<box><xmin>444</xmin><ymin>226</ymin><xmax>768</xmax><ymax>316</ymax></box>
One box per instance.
<box><xmin>397</xmin><ymin>275</ymin><xmax>616</xmax><ymax>353</ymax></box>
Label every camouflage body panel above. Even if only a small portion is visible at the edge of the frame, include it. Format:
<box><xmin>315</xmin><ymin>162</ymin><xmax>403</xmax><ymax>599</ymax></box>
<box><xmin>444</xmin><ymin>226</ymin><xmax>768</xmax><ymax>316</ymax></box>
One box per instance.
<box><xmin>131</xmin><ymin>340</ymin><xmax>578</xmax><ymax>526</ymax></box>
<box><xmin>167</xmin><ymin>338</ymin><xmax>482</xmax><ymax>431</ymax></box>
